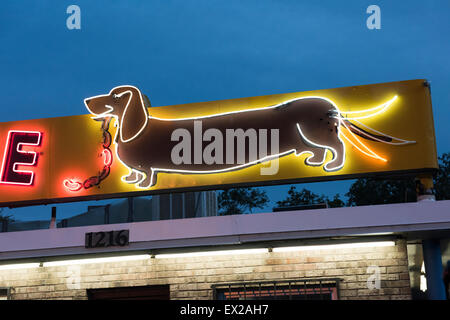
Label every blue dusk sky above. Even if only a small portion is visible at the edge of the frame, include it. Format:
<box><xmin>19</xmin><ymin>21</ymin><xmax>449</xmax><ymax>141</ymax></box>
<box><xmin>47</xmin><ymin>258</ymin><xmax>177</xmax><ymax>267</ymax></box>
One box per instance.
<box><xmin>0</xmin><ymin>1</ymin><xmax>449</xmax><ymax>221</ymax></box>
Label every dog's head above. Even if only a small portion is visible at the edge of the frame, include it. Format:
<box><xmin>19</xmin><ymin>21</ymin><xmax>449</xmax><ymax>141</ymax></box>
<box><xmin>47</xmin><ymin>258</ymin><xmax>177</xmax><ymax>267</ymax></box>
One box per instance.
<box><xmin>85</xmin><ymin>85</ymin><xmax>151</xmax><ymax>143</ymax></box>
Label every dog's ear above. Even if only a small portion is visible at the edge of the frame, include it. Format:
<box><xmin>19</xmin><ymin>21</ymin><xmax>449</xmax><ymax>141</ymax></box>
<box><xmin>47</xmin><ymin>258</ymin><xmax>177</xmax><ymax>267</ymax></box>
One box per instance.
<box><xmin>142</xmin><ymin>94</ymin><xmax>151</xmax><ymax>108</ymax></box>
<box><xmin>120</xmin><ymin>91</ymin><xmax>148</xmax><ymax>143</ymax></box>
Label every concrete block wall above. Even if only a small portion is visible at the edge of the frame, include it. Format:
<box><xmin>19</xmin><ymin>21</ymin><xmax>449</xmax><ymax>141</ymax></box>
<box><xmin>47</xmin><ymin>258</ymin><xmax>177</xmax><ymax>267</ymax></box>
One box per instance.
<box><xmin>0</xmin><ymin>240</ymin><xmax>411</xmax><ymax>300</ymax></box>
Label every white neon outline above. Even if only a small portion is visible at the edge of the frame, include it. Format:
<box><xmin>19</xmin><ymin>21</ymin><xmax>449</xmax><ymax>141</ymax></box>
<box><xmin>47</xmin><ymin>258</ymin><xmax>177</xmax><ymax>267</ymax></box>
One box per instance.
<box><xmin>339</xmin><ymin>96</ymin><xmax>398</xmax><ymax>120</ymax></box>
<box><xmin>90</xmin><ymin>104</ymin><xmax>114</xmax><ymax>119</ymax></box>
<box><xmin>147</xmin><ymin>96</ymin><xmax>336</xmax><ymax>122</ymax></box>
<box><xmin>86</xmin><ymin>89</ymin><xmax>349</xmax><ymax>188</ymax></box>
<box><xmin>340</xmin><ymin>132</ymin><xmax>384</xmax><ymax>162</ymax></box>
<box><xmin>0</xmin><ymin>130</ymin><xmax>42</xmax><ymax>186</ymax></box>
<box><xmin>85</xmin><ymin>86</ymin><xmax>405</xmax><ymax>189</ymax></box>
<box><xmin>135</xmin><ymin>124</ymin><xmax>345</xmax><ymax>189</ymax></box>
<box><xmin>296</xmin><ymin>149</ymin><xmax>327</xmax><ymax>166</ymax></box>
<box><xmin>137</xmin><ymin>149</ymin><xmax>300</xmax><ymax>189</ymax></box>
<box><xmin>347</xmin><ymin>119</ymin><xmax>416</xmax><ymax>145</ymax></box>
<box><xmin>296</xmin><ymin>124</ymin><xmax>345</xmax><ymax>172</ymax></box>
<box><xmin>85</xmin><ymin>86</ymin><xmax>149</xmax><ymax>143</ymax></box>
<box><xmin>340</xmin><ymin>120</ymin><xmax>387</xmax><ymax>162</ymax></box>
<box><xmin>136</xmin><ymin>125</ymin><xmax>346</xmax><ymax>188</ymax></box>
<box><xmin>121</xmin><ymin>169</ymin><xmax>144</xmax><ymax>184</ymax></box>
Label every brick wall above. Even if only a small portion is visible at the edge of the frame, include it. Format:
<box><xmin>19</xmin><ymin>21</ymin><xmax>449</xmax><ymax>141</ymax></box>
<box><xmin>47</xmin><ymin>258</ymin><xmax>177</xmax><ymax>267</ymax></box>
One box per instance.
<box><xmin>0</xmin><ymin>240</ymin><xmax>411</xmax><ymax>300</ymax></box>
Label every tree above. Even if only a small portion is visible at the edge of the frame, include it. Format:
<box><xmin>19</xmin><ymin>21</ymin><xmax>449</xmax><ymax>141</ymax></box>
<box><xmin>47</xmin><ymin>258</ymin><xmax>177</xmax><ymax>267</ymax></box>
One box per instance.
<box><xmin>346</xmin><ymin>178</ymin><xmax>416</xmax><ymax>207</ymax></box>
<box><xmin>435</xmin><ymin>152</ymin><xmax>450</xmax><ymax>200</ymax></box>
<box><xmin>276</xmin><ymin>186</ymin><xmax>344</xmax><ymax>208</ymax></box>
<box><xmin>346</xmin><ymin>152</ymin><xmax>450</xmax><ymax>206</ymax></box>
<box><xmin>218</xmin><ymin>187</ymin><xmax>269</xmax><ymax>215</ymax></box>
<box><xmin>0</xmin><ymin>208</ymin><xmax>14</xmax><ymax>232</ymax></box>
<box><xmin>328</xmin><ymin>193</ymin><xmax>346</xmax><ymax>208</ymax></box>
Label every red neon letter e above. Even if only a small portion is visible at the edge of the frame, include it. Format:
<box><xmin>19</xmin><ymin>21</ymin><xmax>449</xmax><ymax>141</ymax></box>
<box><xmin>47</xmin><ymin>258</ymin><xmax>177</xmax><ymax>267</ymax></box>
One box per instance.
<box><xmin>0</xmin><ymin>131</ymin><xmax>42</xmax><ymax>186</ymax></box>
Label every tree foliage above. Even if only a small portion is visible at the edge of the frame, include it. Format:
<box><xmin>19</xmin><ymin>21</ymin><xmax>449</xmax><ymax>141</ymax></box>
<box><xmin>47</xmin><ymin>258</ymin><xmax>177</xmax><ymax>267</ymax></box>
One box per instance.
<box><xmin>346</xmin><ymin>152</ymin><xmax>450</xmax><ymax>206</ymax></box>
<box><xmin>435</xmin><ymin>152</ymin><xmax>450</xmax><ymax>201</ymax></box>
<box><xmin>218</xmin><ymin>187</ymin><xmax>269</xmax><ymax>215</ymax></box>
<box><xmin>346</xmin><ymin>178</ymin><xmax>416</xmax><ymax>207</ymax></box>
<box><xmin>276</xmin><ymin>186</ymin><xmax>345</xmax><ymax>208</ymax></box>
<box><xmin>0</xmin><ymin>208</ymin><xmax>14</xmax><ymax>232</ymax></box>
<box><xmin>328</xmin><ymin>193</ymin><xmax>346</xmax><ymax>208</ymax></box>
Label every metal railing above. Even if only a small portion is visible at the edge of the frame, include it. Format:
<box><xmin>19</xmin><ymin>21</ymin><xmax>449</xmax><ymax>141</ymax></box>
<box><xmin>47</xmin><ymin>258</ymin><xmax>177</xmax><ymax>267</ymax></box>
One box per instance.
<box><xmin>212</xmin><ymin>278</ymin><xmax>340</xmax><ymax>300</ymax></box>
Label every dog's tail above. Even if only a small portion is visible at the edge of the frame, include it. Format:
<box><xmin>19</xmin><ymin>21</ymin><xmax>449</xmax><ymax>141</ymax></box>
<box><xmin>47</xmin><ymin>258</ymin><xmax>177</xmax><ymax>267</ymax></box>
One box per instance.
<box><xmin>338</xmin><ymin>95</ymin><xmax>398</xmax><ymax>121</ymax></box>
<box><xmin>343</xmin><ymin>120</ymin><xmax>415</xmax><ymax>145</ymax></box>
<box><xmin>333</xmin><ymin>96</ymin><xmax>415</xmax><ymax>162</ymax></box>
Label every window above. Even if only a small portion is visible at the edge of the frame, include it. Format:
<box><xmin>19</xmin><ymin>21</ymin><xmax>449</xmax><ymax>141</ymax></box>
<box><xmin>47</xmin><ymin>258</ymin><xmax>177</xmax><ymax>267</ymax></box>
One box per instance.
<box><xmin>212</xmin><ymin>279</ymin><xmax>339</xmax><ymax>300</ymax></box>
<box><xmin>0</xmin><ymin>288</ymin><xmax>11</xmax><ymax>300</ymax></box>
<box><xmin>87</xmin><ymin>285</ymin><xmax>170</xmax><ymax>300</ymax></box>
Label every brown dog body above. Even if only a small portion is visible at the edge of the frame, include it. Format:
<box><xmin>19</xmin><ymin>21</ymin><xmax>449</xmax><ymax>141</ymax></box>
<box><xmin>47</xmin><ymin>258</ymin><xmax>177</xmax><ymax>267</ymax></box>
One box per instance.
<box><xmin>85</xmin><ymin>86</ymin><xmax>345</xmax><ymax>188</ymax></box>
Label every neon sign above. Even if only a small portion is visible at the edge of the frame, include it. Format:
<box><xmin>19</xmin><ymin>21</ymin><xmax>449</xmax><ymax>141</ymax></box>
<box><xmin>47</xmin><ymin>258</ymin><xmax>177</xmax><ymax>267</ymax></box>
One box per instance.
<box><xmin>63</xmin><ymin>117</ymin><xmax>113</xmax><ymax>192</ymax></box>
<box><xmin>0</xmin><ymin>130</ymin><xmax>42</xmax><ymax>186</ymax></box>
<box><xmin>0</xmin><ymin>79</ymin><xmax>436</xmax><ymax>207</ymax></box>
<box><xmin>82</xmin><ymin>85</ymin><xmax>415</xmax><ymax>190</ymax></box>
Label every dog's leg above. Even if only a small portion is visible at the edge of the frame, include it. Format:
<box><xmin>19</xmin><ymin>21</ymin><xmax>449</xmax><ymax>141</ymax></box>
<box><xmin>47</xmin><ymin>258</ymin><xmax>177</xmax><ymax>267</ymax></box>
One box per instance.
<box><xmin>122</xmin><ymin>170</ymin><xmax>144</xmax><ymax>184</ymax></box>
<box><xmin>137</xmin><ymin>169</ymin><xmax>157</xmax><ymax>189</ymax></box>
<box><xmin>296</xmin><ymin>146</ymin><xmax>327</xmax><ymax>167</ymax></box>
<box><xmin>303</xmin><ymin>147</ymin><xmax>327</xmax><ymax>166</ymax></box>
<box><xmin>323</xmin><ymin>139</ymin><xmax>345</xmax><ymax>172</ymax></box>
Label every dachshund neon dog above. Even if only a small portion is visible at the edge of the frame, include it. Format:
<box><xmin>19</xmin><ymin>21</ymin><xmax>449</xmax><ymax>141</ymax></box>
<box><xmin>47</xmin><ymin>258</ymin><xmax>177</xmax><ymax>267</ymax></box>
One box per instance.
<box><xmin>84</xmin><ymin>85</ymin><xmax>414</xmax><ymax>189</ymax></box>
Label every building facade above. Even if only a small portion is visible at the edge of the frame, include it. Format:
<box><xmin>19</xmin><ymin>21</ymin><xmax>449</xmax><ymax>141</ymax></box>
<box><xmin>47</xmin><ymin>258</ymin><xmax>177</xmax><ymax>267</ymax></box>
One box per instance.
<box><xmin>1</xmin><ymin>199</ymin><xmax>449</xmax><ymax>300</ymax></box>
<box><xmin>0</xmin><ymin>240</ymin><xmax>409</xmax><ymax>300</ymax></box>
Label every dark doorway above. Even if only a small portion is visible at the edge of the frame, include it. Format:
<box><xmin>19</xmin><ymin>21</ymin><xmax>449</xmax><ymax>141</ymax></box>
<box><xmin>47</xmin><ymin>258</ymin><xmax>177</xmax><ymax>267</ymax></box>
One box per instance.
<box><xmin>87</xmin><ymin>285</ymin><xmax>170</xmax><ymax>300</ymax></box>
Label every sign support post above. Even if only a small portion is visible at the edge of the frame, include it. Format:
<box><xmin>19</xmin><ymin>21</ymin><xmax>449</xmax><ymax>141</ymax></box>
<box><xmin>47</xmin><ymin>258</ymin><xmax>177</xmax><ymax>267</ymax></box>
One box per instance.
<box><xmin>416</xmin><ymin>175</ymin><xmax>446</xmax><ymax>300</ymax></box>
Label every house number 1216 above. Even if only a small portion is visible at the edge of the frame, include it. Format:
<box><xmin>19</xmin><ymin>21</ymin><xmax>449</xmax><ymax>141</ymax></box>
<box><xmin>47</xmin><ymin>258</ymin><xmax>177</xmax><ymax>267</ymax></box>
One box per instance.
<box><xmin>85</xmin><ymin>230</ymin><xmax>129</xmax><ymax>248</ymax></box>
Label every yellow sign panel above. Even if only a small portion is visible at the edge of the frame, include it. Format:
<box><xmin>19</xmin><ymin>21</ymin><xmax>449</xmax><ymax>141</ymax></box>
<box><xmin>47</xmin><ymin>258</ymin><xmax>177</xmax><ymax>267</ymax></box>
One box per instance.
<box><xmin>0</xmin><ymin>79</ymin><xmax>438</xmax><ymax>207</ymax></box>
